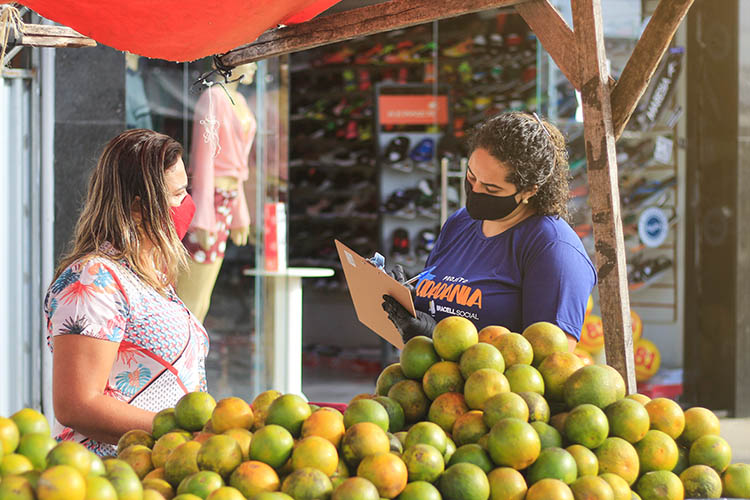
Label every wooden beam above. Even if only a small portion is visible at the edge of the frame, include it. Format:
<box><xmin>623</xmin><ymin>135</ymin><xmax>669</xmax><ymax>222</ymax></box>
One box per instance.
<box><xmin>516</xmin><ymin>0</ymin><xmax>580</xmax><ymax>90</ymax></box>
<box><xmin>571</xmin><ymin>0</ymin><xmax>636</xmax><ymax>392</ymax></box>
<box><xmin>18</xmin><ymin>24</ymin><xmax>96</xmax><ymax>49</ymax></box>
<box><xmin>610</xmin><ymin>0</ymin><xmax>694</xmax><ymax>139</ymax></box>
<box><xmin>220</xmin><ymin>0</ymin><xmax>529</xmax><ymax>66</ymax></box>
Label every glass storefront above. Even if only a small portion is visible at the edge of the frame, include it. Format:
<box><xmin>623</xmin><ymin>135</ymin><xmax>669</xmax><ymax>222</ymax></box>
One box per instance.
<box><xmin>126</xmin><ymin>54</ymin><xmax>291</xmax><ymax>399</ymax></box>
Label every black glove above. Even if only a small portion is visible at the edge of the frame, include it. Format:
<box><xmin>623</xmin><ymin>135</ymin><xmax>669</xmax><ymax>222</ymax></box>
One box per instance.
<box><xmin>381</xmin><ymin>294</ymin><xmax>436</xmax><ymax>342</ymax></box>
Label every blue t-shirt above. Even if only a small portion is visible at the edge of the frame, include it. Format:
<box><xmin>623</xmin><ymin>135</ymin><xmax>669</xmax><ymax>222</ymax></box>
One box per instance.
<box><xmin>414</xmin><ymin>208</ymin><xmax>597</xmax><ymax>339</ymax></box>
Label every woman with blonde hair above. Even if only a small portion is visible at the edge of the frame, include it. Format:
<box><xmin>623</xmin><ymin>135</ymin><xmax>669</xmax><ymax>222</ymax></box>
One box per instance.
<box><xmin>45</xmin><ymin>129</ymin><xmax>208</xmax><ymax>456</ymax></box>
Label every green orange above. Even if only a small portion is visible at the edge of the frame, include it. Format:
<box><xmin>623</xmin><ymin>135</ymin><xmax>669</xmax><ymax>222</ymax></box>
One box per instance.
<box><xmin>375</xmin><ymin>364</ymin><xmax>407</xmax><ymax>397</ymax></box>
<box><xmin>331</xmin><ymin>477</ymin><xmax>380</xmax><ymax>500</ymax></box>
<box><xmin>595</xmin><ymin>437</ymin><xmax>639</xmax><ymax>485</ymax></box>
<box><xmin>482</xmin><ymin>392</ymin><xmax>529</xmax><ymax>428</ymax></box>
<box><xmin>228</xmin><ymin>461</ymin><xmax>280</xmax><ymax>498</ymax></box>
<box><xmin>401</xmin><ymin>443</ymin><xmax>444</xmax><ymax>483</ymax></box>
<box><xmin>569</xmin><ymin>475</ymin><xmax>614</xmax><ymax>500</ymax></box>
<box><xmin>721</xmin><ymin>463</ymin><xmax>750</xmax><ymax>498</ymax></box>
<box><xmin>10</xmin><ymin>409</ymin><xmax>50</xmax><ymax>437</ymax></box>
<box><xmin>635</xmin><ymin>470</ymin><xmax>684</xmax><ymax>500</ymax></box>
<box><xmin>490</xmin><ymin>333</ymin><xmax>533</xmax><ymax>367</ymax></box>
<box><xmin>452</xmin><ymin>411</ymin><xmax>488</xmax><ymax>447</ymax></box>
<box><xmin>526</xmin><ymin>447</ymin><xmax>578</xmax><ymax>485</ymax></box>
<box><xmin>605</xmin><ymin>398</ymin><xmax>650</xmax><ymax>444</ymax></box>
<box><xmin>504</xmin><ymin>364</ymin><xmax>545</xmax><ymax>395</ymax></box>
<box><xmin>566</xmin><ymin>444</ymin><xmax>598</xmax><ymax>477</ymax></box>
<box><xmin>635</xmin><ymin>430</ymin><xmax>679</xmax><ymax>473</ymax></box>
<box><xmin>427</xmin><ymin>392</ymin><xmax>468</xmax><ymax>434</ymax></box>
<box><xmin>530</xmin><ymin>421</ymin><xmax>563</xmax><ymax>449</ymax></box>
<box><xmin>564</xmin><ymin>404</ymin><xmax>609</xmax><ymax>449</ymax></box>
<box><xmin>197</xmin><ymin>435</ymin><xmax>243</xmax><ymax>479</ymax></box>
<box><xmin>421</xmin><ymin>361</ymin><xmax>464</xmax><ymax>400</ymax></box>
<box><xmin>438</xmin><ymin>463</ymin><xmax>490</xmax><ymax>500</ymax></box>
<box><xmin>644</xmin><ymin>398</ymin><xmax>684</xmax><ymax>440</ymax></box>
<box><xmin>486</xmin><ymin>467</ymin><xmax>527</xmax><ymax>500</ymax></box>
<box><xmin>0</xmin><ymin>417</ymin><xmax>20</xmax><ymax>454</ymax></box>
<box><xmin>291</xmin><ymin>436</ymin><xmax>338</xmax><ymax>476</ymax></box>
<box><xmin>464</xmin><ymin>368</ymin><xmax>510</xmax><ymax>410</ymax></box>
<box><xmin>680</xmin><ymin>407</ymin><xmax>720</xmax><ymax>445</ymax></box>
<box><xmin>487</xmin><ymin>418</ymin><xmax>541</xmax><ymax>470</ymax></box>
<box><xmin>518</xmin><ymin>391</ymin><xmax>550</xmax><ymax>423</ymax></box>
<box><xmin>538</xmin><ymin>352</ymin><xmax>584</xmax><ymax>401</ymax></box>
<box><xmin>522</xmin><ymin>322</ymin><xmax>569</xmax><ymax>367</ymax></box>
<box><xmin>448</xmin><ymin>443</ymin><xmax>493</xmax><ymax>473</ymax></box>
<box><xmin>343</xmin><ymin>399</ymin><xmax>389</xmax><ymax>432</ymax></box>
<box><xmin>175</xmin><ymin>392</ymin><xmax>216</xmax><ymax>432</ymax></box>
<box><xmin>400</xmin><ymin>336</ymin><xmax>440</xmax><ymax>379</ymax></box>
<box><xmin>563</xmin><ymin>365</ymin><xmax>621</xmax><ymax>410</ymax></box>
<box><xmin>432</xmin><ymin>316</ymin><xmax>479</xmax><ymax>361</ymax></box>
<box><xmin>679</xmin><ymin>464</ymin><xmax>722</xmax><ymax>498</ymax></box>
<box><xmin>689</xmin><ymin>434</ymin><xmax>732</xmax><ymax>473</ymax></box>
<box><xmin>404</xmin><ymin>421</ymin><xmax>447</xmax><ymax>454</ymax></box>
<box><xmin>396</xmin><ymin>481</ymin><xmax>441</xmax><ymax>500</ymax></box>
<box><xmin>38</xmin><ymin>465</ymin><xmax>86</xmax><ymax>500</ymax></box>
<box><xmin>281</xmin><ymin>468</ymin><xmax>333</xmax><ymax>500</ymax></box>
<box><xmin>248</xmin><ymin>424</ymin><xmax>294</xmax><ymax>470</ymax></box>
<box><xmin>265</xmin><ymin>394</ymin><xmax>312</xmax><ymax>437</ymax></box>
<box><xmin>459</xmin><ymin>342</ymin><xmax>505</xmax><ymax>379</ymax></box>
<box><xmin>387</xmin><ymin>379</ymin><xmax>429</xmax><ymax>423</ymax></box>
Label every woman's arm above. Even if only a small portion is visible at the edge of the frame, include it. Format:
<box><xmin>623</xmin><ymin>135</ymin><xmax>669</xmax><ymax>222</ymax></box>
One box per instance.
<box><xmin>52</xmin><ymin>335</ymin><xmax>155</xmax><ymax>445</ymax></box>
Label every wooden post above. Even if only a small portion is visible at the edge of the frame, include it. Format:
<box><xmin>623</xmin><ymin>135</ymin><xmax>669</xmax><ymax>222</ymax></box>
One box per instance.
<box><xmin>220</xmin><ymin>0</ymin><xmax>528</xmax><ymax>66</ymax></box>
<box><xmin>571</xmin><ymin>0</ymin><xmax>636</xmax><ymax>392</ymax></box>
<box><xmin>516</xmin><ymin>0</ymin><xmax>580</xmax><ymax>90</ymax></box>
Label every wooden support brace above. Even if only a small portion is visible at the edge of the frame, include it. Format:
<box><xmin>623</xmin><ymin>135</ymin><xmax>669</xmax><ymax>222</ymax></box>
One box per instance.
<box><xmin>220</xmin><ymin>0</ymin><xmax>529</xmax><ymax>67</ymax></box>
<box><xmin>572</xmin><ymin>0</ymin><xmax>636</xmax><ymax>392</ymax></box>
<box><xmin>18</xmin><ymin>24</ymin><xmax>96</xmax><ymax>48</ymax></box>
<box><xmin>610</xmin><ymin>0</ymin><xmax>694</xmax><ymax>139</ymax></box>
<box><xmin>516</xmin><ymin>0</ymin><xmax>580</xmax><ymax>90</ymax></box>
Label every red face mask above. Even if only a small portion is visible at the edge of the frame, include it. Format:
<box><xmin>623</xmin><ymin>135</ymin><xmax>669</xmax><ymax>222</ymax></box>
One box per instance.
<box><xmin>170</xmin><ymin>194</ymin><xmax>196</xmax><ymax>240</ymax></box>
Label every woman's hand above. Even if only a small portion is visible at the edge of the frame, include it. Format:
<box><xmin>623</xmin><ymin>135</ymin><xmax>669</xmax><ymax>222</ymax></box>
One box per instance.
<box><xmin>230</xmin><ymin>226</ymin><xmax>251</xmax><ymax>246</ymax></box>
<box><xmin>382</xmin><ymin>295</ymin><xmax>437</xmax><ymax>342</ymax></box>
<box><xmin>52</xmin><ymin>335</ymin><xmax>155</xmax><ymax>445</ymax></box>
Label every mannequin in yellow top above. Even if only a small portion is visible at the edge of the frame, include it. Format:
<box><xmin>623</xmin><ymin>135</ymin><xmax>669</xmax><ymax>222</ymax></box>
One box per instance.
<box><xmin>177</xmin><ymin>62</ymin><xmax>258</xmax><ymax>321</ymax></box>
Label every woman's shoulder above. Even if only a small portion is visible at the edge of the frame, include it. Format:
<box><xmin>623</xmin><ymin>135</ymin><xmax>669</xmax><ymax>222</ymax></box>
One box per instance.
<box><xmin>521</xmin><ymin>215</ymin><xmax>581</xmax><ymax>243</ymax></box>
<box><xmin>48</xmin><ymin>254</ymin><xmax>130</xmax><ymax>298</ymax></box>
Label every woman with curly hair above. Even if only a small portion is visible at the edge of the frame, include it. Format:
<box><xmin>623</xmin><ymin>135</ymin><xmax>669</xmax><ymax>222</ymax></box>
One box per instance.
<box><xmin>383</xmin><ymin>112</ymin><xmax>596</xmax><ymax>349</ymax></box>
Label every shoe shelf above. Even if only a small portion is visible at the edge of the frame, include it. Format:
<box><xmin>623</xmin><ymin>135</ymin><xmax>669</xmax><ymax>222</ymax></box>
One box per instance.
<box><xmin>540</xmin><ymin>33</ymin><xmax>685</xmax><ymax>325</ymax></box>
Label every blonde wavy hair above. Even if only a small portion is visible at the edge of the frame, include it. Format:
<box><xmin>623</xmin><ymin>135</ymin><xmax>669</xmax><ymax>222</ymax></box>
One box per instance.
<box><xmin>55</xmin><ymin>129</ymin><xmax>188</xmax><ymax>291</ymax></box>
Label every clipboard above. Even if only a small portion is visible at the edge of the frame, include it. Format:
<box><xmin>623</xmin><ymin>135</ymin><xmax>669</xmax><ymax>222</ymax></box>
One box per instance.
<box><xmin>335</xmin><ymin>239</ymin><xmax>415</xmax><ymax>350</ymax></box>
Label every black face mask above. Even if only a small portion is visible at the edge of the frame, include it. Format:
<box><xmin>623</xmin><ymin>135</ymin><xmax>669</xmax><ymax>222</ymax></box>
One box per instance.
<box><xmin>465</xmin><ymin>179</ymin><xmax>520</xmax><ymax>221</ymax></box>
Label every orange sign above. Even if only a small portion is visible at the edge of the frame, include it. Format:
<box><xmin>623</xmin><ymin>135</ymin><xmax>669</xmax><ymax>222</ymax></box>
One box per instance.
<box><xmin>378</xmin><ymin>95</ymin><xmax>450</xmax><ymax>126</ymax></box>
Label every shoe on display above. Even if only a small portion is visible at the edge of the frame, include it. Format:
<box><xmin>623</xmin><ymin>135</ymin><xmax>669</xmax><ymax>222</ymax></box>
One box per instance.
<box><xmin>358</xmin><ymin>69</ymin><xmax>372</xmax><ymax>91</ymax></box>
<box><xmin>391</xmin><ymin>227</ymin><xmax>411</xmax><ymax>257</ymax></box>
<box><xmin>410</xmin><ymin>137</ymin><xmax>436</xmax><ymax>172</ymax></box>
<box><xmin>383</xmin><ymin>136</ymin><xmax>413</xmax><ymax>172</ymax></box>
<box><xmin>443</xmin><ymin>38</ymin><xmax>473</xmax><ymax>58</ymax></box>
<box><xmin>383</xmin><ymin>189</ymin><xmax>417</xmax><ymax>219</ymax></box>
<box><xmin>416</xmin><ymin>228</ymin><xmax>437</xmax><ymax>260</ymax></box>
<box><xmin>319</xmin><ymin>148</ymin><xmax>356</xmax><ymax>167</ymax></box>
<box><xmin>628</xmin><ymin>256</ymin><xmax>672</xmax><ymax>290</ymax></box>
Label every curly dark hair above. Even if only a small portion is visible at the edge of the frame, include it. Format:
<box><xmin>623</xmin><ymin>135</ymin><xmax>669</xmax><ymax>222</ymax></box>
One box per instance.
<box><xmin>467</xmin><ymin>111</ymin><xmax>570</xmax><ymax>220</ymax></box>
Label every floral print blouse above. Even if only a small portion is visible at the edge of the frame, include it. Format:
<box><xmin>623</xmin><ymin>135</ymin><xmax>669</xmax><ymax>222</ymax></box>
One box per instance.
<box><xmin>44</xmin><ymin>245</ymin><xmax>209</xmax><ymax>456</ymax></box>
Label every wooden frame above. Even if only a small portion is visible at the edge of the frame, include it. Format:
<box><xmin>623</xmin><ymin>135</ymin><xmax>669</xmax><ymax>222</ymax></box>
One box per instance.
<box><xmin>14</xmin><ymin>24</ymin><xmax>96</xmax><ymax>49</ymax></box>
<box><xmin>28</xmin><ymin>0</ymin><xmax>694</xmax><ymax>388</ymax></box>
<box><xmin>222</xmin><ymin>0</ymin><xmax>694</xmax><ymax>389</ymax></box>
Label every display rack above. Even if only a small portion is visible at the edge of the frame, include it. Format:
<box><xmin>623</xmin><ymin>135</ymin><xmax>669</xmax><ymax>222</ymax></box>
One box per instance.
<box><xmin>540</xmin><ymin>36</ymin><xmax>685</xmax><ymax>326</ymax></box>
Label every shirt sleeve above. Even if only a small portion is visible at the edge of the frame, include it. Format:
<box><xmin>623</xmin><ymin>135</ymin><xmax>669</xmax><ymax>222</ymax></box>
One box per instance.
<box><xmin>522</xmin><ymin>241</ymin><xmax>597</xmax><ymax>340</ymax></box>
<box><xmin>45</xmin><ymin>260</ymin><xmax>130</xmax><ymax>344</ymax></box>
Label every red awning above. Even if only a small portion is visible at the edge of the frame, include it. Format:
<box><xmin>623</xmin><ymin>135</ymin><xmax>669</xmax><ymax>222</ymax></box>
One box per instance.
<box><xmin>12</xmin><ymin>0</ymin><xmax>342</xmax><ymax>62</ymax></box>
